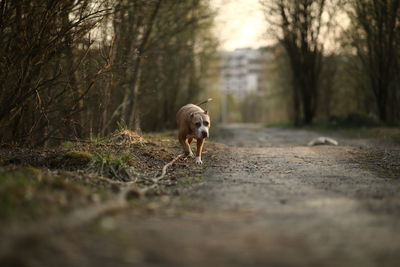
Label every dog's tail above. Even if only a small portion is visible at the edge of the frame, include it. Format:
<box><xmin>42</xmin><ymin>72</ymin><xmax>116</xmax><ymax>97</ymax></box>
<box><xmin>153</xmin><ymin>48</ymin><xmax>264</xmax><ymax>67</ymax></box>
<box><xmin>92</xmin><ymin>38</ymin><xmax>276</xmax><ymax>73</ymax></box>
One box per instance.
<box><xmin>197</xmin><ymin>98</ymin><xmax>212</xmax><ymax>106</ymax></box>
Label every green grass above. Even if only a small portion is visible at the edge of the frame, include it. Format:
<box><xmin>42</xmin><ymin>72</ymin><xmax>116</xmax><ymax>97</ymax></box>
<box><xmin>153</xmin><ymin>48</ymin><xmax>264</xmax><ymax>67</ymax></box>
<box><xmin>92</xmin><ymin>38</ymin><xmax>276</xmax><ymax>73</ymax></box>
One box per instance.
<box><xmin>86</xmin><ymin>152</ymin><xmax>136</xmax><ymax>180</ymax></box>
<box><xmin>265</xmin><ymin>121</ymin><xmax>400</xmax><ymax>143</ymax></box>
<box><xmin>304</xmin><ymin>125</ymin><xmax>400</xmax><ymax>143</ymax></box>
<box><xmin>265</xmin><ymin>121</ymin><xmax>295</xmax><ymax>128</ymax></box>
<box><xmin>142</xmin><ymin>130</ymin><xmax>176</xmax><ymax>141</ymax></box>
<box><xmin>49</xmin><ymin>150</ymin><xmax>93</xmax><ymax>169</ymax></box>
<box><xmin>0</xmin><ymin>166</ymin><xmax>90</xmax><ymax>220</ymax></box>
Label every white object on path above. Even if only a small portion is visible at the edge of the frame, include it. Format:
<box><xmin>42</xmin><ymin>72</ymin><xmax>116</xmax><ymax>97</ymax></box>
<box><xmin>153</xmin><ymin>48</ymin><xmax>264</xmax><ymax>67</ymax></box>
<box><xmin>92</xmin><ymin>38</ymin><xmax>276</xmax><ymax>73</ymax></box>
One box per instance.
<box><xmin>308</xmin><ymin>137</ymin><xmax>339</xmax><ymax>146</ymax></box>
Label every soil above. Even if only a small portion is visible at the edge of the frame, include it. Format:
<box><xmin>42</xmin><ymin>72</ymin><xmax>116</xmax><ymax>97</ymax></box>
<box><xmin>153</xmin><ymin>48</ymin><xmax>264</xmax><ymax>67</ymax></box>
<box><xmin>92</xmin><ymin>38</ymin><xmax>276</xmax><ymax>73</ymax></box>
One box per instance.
<box><xmin>1</xmin><ymin>124</ymin><xmax>400</xmax><ymax>267</ymax></box>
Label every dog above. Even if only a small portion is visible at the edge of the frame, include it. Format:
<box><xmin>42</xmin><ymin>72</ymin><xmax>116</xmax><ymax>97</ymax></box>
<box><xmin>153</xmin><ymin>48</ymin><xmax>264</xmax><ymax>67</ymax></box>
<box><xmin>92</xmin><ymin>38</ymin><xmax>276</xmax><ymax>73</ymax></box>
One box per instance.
<box><xmin>176</xmin><ymin>99</ymin><xmax>212</xmax><ymax>164</ymax></box>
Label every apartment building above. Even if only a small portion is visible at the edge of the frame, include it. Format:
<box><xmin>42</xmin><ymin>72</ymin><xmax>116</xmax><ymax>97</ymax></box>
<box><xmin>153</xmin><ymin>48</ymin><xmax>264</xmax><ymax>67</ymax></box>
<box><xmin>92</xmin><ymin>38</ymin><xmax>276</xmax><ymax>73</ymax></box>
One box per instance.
<box><xmin>220</xmin><ymin>48</ymin><xmax>269</xmax><ymax>98</ymax></box>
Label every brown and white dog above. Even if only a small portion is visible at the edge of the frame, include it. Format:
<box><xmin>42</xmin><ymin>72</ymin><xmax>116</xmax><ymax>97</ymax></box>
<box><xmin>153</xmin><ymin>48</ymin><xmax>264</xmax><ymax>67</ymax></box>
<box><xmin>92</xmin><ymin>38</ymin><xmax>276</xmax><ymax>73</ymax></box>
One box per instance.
<box><xmin>176</xmin><ymin>99</ymin><xmax>212</xmax><ymax>164</ymax></box>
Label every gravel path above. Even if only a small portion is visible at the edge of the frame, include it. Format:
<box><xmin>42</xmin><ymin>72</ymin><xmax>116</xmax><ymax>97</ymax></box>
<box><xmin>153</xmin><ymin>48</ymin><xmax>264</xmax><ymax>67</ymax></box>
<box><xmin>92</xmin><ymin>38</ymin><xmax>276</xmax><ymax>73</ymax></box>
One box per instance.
<box><xmin>123</xmin><ymin>124</ymin><xmax>400</xmax><ymax>267</ymax></box>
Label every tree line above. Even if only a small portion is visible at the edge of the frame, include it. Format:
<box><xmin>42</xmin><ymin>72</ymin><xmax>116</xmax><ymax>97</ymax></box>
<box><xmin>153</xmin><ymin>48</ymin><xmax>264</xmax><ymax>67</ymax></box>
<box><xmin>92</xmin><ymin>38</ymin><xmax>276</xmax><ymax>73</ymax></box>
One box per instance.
<box><xmin>1</xmin><ymin>0</ymin><xmax>398</xmax><ymax>146</ymax></box>
<box><xmin>0</xmin><ymin>0</ymin><xmax>216</xmax><ymax>146</ymax></box>
<box><xmin>261</xmin><ymin>0</ymin><xmax>400</xmax><ymax>126</ymax></box>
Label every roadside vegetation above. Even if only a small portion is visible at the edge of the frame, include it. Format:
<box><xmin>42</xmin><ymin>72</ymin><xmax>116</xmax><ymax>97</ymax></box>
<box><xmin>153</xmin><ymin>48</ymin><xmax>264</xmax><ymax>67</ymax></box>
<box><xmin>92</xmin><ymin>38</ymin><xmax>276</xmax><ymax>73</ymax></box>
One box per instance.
<box><xmin>0</xmin><ymin>0</ymin><xmax>217</xmax><ymax>146</ymax></box>
<box><xmin>0</xmin><ymin>0</ymin><xmax>218</xmax><ymax>225</ymax></box>
<box><xmin>0</xmin><ymin>129</ymin><xmax>223</xmax><ymax>224</ymax></box>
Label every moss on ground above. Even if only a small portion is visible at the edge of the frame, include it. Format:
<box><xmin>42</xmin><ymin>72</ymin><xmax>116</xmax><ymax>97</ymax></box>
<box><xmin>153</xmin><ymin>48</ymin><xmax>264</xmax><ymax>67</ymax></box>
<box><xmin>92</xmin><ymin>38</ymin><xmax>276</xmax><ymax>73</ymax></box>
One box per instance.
<box><xmin>51</xmin><ymin>151</ymin><xmax>93</xmax><ymax>168</ymax></box>
<box><xmin>0</xmin><ymin>166</ymin><xmax>95</xmax><ymax>220</ymax></box>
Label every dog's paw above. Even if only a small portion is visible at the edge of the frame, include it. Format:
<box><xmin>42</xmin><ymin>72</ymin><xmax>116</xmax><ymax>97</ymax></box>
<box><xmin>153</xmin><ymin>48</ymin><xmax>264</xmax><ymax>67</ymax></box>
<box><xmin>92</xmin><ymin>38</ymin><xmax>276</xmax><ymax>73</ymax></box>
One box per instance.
<box><xmin>195</xmin><ymin>157</ymin><xmax>203</xmax><ymax>165</ymax></box>
<box><xmin>186</xmin><ymin>151</ymin><xmax>194</xmax><ymax>158</ymax></box>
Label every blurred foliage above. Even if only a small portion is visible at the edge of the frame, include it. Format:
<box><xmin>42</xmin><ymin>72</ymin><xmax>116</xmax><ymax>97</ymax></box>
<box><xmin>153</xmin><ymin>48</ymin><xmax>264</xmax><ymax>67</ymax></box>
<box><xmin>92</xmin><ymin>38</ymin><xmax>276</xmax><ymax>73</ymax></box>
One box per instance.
<box><xmin>346</xmin><ymin>0</ymin><xmax>400</xmax><ymax>123</ymax></box>
<box><xmin>255</xmin><ymin>0</ymin><xmax>400</xmax><ymax>127</ymax></box>
<box><xmin>0</xmin><ymin>166</ymin><xmax>90</xmax><ymax>220</ymax></box>
<box><xmin>0</xmin><ymin>0</ymin><xmax>218</xmax><ymax>146</ymax></box>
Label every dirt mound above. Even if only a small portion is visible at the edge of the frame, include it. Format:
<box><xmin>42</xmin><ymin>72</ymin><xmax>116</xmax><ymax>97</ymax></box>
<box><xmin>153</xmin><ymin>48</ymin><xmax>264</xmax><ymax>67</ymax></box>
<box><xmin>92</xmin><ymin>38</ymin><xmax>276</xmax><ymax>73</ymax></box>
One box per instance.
<box><xmin>110</xmin><ymin>129</ymin><xmax>146</xmax><ymax>145</ymax></box>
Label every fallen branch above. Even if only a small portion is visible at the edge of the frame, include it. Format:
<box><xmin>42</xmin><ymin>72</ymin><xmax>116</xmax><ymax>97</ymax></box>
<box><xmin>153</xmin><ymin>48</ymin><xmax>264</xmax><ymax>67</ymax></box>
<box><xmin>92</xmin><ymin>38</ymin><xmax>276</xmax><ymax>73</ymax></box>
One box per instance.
<box><xmin>134</xmin><ymin>153</ymin><xmax>184</xmax><ymax>194</ymax></box>
<box><xmin>153</xmin><ymin>153</ymin><xmax>183</xmax><ymax>183</ymax></box>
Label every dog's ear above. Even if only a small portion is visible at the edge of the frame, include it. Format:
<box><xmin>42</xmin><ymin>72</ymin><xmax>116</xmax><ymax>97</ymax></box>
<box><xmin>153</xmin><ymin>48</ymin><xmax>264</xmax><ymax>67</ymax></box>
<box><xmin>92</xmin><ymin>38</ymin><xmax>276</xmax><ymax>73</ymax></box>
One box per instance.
<box><xmin>204</xmin><ymin>110</ymin><xmax>208</xmax><ymax>115</ymax></box>
<box><xmin>190</xmin><ymin>112</ymin><xmax>194</xmax><ymax>118</ymax></box>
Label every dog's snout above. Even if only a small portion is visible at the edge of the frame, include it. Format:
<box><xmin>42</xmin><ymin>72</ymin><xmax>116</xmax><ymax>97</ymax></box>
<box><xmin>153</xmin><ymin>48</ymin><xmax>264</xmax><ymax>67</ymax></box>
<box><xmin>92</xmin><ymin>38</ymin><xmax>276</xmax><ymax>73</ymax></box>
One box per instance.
<box><xmin>202</xmin><ymin>131</ymin><xmax>208</xmax><ymax>138</ymax></box>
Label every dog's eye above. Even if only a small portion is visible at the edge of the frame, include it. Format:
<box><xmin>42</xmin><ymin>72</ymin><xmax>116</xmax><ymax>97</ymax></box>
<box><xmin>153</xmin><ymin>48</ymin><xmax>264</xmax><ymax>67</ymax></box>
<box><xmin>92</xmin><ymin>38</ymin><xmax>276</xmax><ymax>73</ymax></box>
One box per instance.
<box><xmin>203</xmin><ymin>121</ymin><xmax>209</xmax><ymax>126</ymax></box>
<box><xmin>195</xmin><ymin>122</ymin><xmax>201</xmax><ymax>128</ymax></box>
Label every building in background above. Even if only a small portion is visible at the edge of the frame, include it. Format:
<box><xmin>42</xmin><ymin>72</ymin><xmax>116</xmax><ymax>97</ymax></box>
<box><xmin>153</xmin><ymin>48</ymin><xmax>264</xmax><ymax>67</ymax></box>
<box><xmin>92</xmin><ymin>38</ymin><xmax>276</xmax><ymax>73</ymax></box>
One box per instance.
<box><xmin>220</xmin><ymin>48</ymin><xmax>270</xmax><ymax>98</ymax></box>
<box><xmin>220</xmin><ymin>47</ymin><xmax>271</xmax><ymax>123</ymax></box>
<box><xmin>218</xmin><ymin>46</ymin><xmax>290</xmax><ymax>124</ymax></box>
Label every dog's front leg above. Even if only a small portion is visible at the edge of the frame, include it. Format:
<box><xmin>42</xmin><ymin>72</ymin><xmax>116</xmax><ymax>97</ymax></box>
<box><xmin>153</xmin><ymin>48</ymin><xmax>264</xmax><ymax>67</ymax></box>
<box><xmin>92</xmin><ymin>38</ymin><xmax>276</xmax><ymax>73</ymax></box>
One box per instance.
<box><xmin>187</xmin><ymin>137</ymin><xmax>194</xmax><ymax>157</ymax></box>
<box><xmin>179</xmin><ymin>133</ymin><xmax>194</xmax><ymax>158</ymax></box>
<box><xmin>195</xmin><ymin>138</ymin><xmax>204</xmax><ymax>164</ymax></box>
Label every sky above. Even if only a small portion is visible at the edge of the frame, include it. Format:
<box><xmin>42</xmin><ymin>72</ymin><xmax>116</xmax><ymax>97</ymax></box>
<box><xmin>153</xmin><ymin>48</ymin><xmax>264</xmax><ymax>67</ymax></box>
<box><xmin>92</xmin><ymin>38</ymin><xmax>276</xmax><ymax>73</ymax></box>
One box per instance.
<box><xmin>211</xmin><ymin>0</ymin><xmax>270</xmax><ymax>51</ymax></box>
<box><xmin>210</xmin><ymin>0</ymin><xmax>349</xmax><ymax>53</ymax></box>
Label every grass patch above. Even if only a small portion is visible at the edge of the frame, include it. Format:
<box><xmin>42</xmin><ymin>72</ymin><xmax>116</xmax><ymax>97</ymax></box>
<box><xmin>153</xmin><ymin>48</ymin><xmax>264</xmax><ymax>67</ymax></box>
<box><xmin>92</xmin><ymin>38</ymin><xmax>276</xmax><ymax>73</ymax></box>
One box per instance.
<box><xmin>0</xmin><ymin>166</ymin><xmax>92</xmax><ymax>221</ymax></box>
<box><xmin>49</xmin><ymin>150</ymin><xmax>93</xmax><ymax>169</ymax></box>
<box><xmin>86</xmin><ymin>152</ymin><xmax>136</xmax><ymax>181</ymax></box>
<box><xmin>142</xmin><ymin>130</ymin><xmax>176</xmax><ymax>141</ymax></box>
<box><xmin>63</xmin><ymin>151</ymin><xmax>92</xmax><ymax>166</ymax></box>
<box><xmin>352</xmin><ymin>149</ymin><xmax>400</xmax><ymax>179</ymax></box>
<box><xmin>265</xmin><ymin>121</ymin><xmax>400</xmax><ymax>144</ymax></box>
<box><xmin>304</xmin><ymin>126</ymin><xmax>400</xmax><ymax>143</ymax></box>
<box><xmin>265</xmin><ymin>122</ymin><xmax>294</xmax><ymax>128</ymax></box>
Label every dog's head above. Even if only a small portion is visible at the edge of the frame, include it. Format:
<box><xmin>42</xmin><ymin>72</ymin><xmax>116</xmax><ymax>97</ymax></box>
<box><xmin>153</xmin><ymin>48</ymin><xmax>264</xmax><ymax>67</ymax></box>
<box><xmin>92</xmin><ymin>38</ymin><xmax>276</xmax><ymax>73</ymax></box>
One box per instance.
<box><xmin>190</xmin><ymin>110</ymin><xmax>211</xmax><ymax>139</ymax></box>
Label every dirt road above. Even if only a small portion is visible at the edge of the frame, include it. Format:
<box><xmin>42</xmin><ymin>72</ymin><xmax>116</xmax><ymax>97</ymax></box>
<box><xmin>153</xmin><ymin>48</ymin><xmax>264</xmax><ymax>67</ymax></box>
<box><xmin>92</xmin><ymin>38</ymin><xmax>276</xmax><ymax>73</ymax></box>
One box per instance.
<box><xmin>3</xmin><ymin>124</ymin><xmax>400</xmax><ymax>267</ymax></box>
